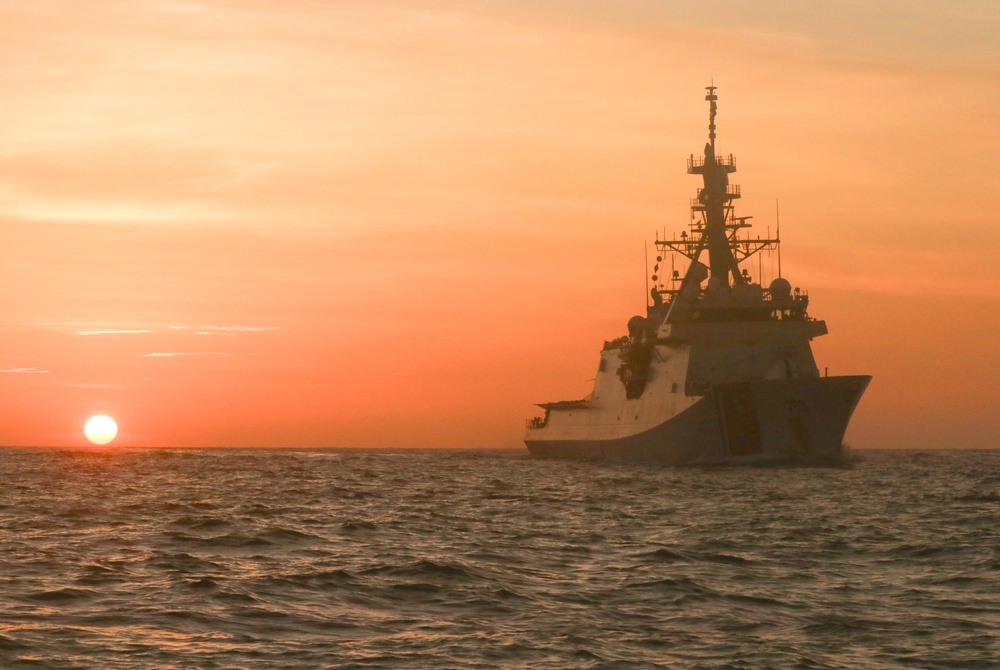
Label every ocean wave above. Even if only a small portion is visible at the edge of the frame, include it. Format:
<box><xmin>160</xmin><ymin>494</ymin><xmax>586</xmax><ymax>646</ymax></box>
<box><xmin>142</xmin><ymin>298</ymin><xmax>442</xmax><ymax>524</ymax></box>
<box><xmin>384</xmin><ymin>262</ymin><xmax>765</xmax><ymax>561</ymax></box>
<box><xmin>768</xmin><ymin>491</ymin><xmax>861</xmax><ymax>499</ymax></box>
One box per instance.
<box><xmin>0</xmin><ymin>447</ymin><xmax>996</xmax><ymax>669</ymax></box>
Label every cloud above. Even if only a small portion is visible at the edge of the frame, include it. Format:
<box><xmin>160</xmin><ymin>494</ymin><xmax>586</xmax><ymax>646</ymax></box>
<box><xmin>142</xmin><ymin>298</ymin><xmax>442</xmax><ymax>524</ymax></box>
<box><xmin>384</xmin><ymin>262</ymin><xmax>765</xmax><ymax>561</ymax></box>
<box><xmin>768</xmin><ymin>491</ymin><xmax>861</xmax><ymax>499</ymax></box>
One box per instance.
<box><xmin>188</xmin><ymin>325</ymin><xmax>278</xmax><ymax>336</ymax></box>
<box><xmin>140</xmin><ymin>352</ymin><xmax>236</xmax><ymax>357</ymax></box>
<box><xmin>75</xmin><ymin>329</ymin><xmax>155</xmax><ymax>336</ymax></box>
<box><xmin>168</xmin><ymin>325</ymin><xmax>276</xmax><ymax>333</ymax></box>
<box><xmin>0</xmin><ymin>367</ymin><xmax>49</xmax><ymax>374</ymax></box>
<box><xmin>195</xmin><ymin>325</ymin><xmax>278</xmax><ymax>332</ymax></box>
<box><xmin>71</xmin><ymin>326</ymin><xmax>276</xmax><ymax>337</ymax></box>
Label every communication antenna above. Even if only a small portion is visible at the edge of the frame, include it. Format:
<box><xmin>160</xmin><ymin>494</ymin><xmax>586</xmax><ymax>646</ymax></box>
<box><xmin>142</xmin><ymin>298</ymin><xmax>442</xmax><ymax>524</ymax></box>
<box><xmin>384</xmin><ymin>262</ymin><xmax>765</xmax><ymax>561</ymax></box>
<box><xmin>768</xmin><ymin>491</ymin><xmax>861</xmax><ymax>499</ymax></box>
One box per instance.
<box><xmin>645</xmin><ymin>240</ymin><xmax>650</xmax><ymax>307</ymax></box>
<box><xmin>758</xmin><ymin>240</ymin><xmax>763</xmax><ymax>286</ymax></box>
<box><xmin>776</xmin><ymin>199</ymin><xmax>782</xmax><ymax>278</ymax></box>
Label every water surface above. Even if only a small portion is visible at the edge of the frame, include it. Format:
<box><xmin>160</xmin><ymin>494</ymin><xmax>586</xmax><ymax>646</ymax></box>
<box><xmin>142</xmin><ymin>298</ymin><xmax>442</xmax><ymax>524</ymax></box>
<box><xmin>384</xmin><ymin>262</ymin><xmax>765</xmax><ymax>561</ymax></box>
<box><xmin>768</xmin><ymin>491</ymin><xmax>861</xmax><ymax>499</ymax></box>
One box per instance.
<box><xmin>0</xmin><ymin>448</ymin><xmax>997</xmax><ymax>668</ymax></box>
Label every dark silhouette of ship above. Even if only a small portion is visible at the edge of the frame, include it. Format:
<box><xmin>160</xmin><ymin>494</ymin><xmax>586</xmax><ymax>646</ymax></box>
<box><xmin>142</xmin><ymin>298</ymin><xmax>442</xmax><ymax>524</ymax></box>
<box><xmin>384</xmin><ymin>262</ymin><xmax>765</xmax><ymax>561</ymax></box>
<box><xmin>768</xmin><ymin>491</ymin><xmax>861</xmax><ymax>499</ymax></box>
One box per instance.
<box><xmin>525</xmin><ymin>86</ymin><xmax>870</xmax><ymax>464</ymax></box>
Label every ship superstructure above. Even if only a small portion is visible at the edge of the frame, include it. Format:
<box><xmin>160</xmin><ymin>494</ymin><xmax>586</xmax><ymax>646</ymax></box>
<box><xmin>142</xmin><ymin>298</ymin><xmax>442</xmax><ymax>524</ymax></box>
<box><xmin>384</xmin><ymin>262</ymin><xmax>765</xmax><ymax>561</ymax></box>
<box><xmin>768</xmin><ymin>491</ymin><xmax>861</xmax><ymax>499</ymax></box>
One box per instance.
<box><xmin>525</xmin><ymin>86</ymin><xmax>870</xmax><ymax>464</ymax></box>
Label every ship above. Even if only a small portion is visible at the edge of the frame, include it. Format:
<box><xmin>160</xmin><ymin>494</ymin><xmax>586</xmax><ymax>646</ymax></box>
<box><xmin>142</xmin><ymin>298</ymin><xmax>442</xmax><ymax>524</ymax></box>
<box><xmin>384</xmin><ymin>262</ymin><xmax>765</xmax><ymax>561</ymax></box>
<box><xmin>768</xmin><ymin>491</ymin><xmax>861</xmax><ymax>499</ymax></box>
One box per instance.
<box><xmin>525</xmin><ymin>86</ymin><xmax>870</xmax><ymax>465</ymax></box>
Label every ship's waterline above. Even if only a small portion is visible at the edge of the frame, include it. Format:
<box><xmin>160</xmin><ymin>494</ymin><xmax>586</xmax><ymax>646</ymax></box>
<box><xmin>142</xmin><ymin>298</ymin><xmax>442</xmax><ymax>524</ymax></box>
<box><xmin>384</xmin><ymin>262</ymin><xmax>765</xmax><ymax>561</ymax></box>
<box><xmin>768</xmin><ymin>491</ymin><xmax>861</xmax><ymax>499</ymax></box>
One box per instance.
<box><xmin>526</xmin><ymin>86</ymin><xmax>870</xmax><ymax>464</ymax></box>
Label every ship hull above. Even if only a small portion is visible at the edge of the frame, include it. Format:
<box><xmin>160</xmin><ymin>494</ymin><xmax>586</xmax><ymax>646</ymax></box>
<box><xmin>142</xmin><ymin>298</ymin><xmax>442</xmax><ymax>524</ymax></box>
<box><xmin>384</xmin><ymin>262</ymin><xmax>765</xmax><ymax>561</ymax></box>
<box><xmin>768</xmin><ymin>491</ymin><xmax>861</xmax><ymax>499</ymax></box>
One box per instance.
<box><xmin>525</xmin><ymin>375</ymin><xmax>870</xmax><ymax>465</ymax></box>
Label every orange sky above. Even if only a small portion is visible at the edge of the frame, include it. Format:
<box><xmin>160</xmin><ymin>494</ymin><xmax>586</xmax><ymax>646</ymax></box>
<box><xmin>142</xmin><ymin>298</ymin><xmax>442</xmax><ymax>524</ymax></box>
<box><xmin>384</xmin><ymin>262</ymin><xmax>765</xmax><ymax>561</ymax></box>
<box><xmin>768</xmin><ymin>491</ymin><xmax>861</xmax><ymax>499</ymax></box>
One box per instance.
<box><xmin>0</xmin><ymin>1</ymin><xmax>997</xmax><ymax>448</ymax></box>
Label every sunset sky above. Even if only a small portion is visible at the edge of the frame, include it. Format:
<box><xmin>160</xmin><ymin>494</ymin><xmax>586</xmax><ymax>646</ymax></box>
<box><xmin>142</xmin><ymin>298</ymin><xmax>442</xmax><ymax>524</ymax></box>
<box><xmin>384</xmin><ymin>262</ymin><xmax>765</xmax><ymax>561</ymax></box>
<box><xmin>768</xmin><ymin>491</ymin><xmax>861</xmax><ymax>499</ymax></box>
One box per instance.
<box><xmin>0</xmin><ymin>0</ymin><xmax>997</xmax><ymax>448</ymax></box>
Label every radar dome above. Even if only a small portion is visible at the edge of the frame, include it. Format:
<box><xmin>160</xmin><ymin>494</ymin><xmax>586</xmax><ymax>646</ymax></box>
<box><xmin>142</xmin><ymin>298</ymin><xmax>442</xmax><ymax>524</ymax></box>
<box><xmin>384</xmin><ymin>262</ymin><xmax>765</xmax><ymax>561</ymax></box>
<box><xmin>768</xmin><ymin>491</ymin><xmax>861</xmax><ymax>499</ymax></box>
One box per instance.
<box><xmin>769</xmin><ymin>277</ymin><xmax>792</xmax><ymax>300</ymax></box>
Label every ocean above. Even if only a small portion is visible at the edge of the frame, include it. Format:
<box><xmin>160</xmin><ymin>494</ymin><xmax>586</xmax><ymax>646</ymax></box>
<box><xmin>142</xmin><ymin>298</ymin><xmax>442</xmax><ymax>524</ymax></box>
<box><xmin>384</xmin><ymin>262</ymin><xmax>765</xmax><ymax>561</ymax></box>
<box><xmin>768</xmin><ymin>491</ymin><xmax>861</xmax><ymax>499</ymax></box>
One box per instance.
<box><xmin>0</xmin><ymin>447</ymin><xmax>997</xmax><ymax>669</ymax></box>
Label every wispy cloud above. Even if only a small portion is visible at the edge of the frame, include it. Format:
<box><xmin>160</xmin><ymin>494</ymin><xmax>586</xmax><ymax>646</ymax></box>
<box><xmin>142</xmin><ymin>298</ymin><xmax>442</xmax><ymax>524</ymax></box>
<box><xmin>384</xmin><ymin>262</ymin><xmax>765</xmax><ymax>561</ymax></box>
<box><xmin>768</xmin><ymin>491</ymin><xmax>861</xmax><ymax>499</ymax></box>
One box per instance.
<box><xmin>195</xmin><ymin>326</ymin><xmax>277</xmax><ymax>333</ymax></box>
<box><xmin>168</xmin><ymin>325</ymin><xmax>277</xmax><ymax>335</ymax></box>
<box><xmin>0</xmin><ymin>367</ymin><xmax>50</xmax><ymax>374</ymax></box>
<box><xmin>71</xmin><ymin>326</ymin><xmax>276</xmax><ymax>337</ymax></box>
<box><xmin>75</xmin><ymin>329</ymin><xmax>155</xmax><ymax>336</ymax></box>
<box><xmin>140</xmin><ymin>352</ymin><xmax>236</xmax><ymax>358</ymax></box>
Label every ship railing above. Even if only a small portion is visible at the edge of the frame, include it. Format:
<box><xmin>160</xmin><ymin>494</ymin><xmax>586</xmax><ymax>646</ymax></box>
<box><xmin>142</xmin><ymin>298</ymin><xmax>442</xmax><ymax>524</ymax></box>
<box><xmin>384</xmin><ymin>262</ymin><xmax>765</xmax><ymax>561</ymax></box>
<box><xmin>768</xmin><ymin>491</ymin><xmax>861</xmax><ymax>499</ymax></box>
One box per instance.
<box><xmin>763</xmin><ymin>290</ymin><xmax>809</xmax><ymax>301</ymax></box>
<box><xmin>687</xmin><ymin>154</ymin><xmax>736</xmax><ymax>170</ymax></box>
<box><xmin>691</xmin><ymin>185</ymin><xmax>741</xmax><ymax>206</ymax></box>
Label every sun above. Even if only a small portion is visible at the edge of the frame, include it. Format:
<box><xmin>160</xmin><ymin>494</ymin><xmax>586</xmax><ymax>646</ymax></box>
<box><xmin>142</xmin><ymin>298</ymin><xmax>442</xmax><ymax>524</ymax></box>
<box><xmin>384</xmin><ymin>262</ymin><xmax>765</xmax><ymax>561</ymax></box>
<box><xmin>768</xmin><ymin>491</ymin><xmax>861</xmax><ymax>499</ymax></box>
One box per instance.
<box><xmin>84</xmin><ymin>415</ymin><xmax>118</xmax><ymax>445</ymax></box>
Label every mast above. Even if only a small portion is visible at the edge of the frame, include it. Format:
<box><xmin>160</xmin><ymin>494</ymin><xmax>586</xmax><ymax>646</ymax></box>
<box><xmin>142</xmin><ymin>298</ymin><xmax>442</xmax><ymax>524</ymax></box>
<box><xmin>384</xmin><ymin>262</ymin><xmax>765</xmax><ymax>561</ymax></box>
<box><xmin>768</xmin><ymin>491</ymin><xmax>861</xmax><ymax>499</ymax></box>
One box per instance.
<box><xmin>689</xmin><ymin>85</ymin><xmax>740</xmax><ymax>290</ymax></box>
<box><xmin>656</xmin><ymin>85</ymin><xmax>781</xmax><ymax>323</ymax></box>
<box><xmin>707</xmin><ymin>84</ymin><xmax>717</xmax><ymax>150</ymax></box>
